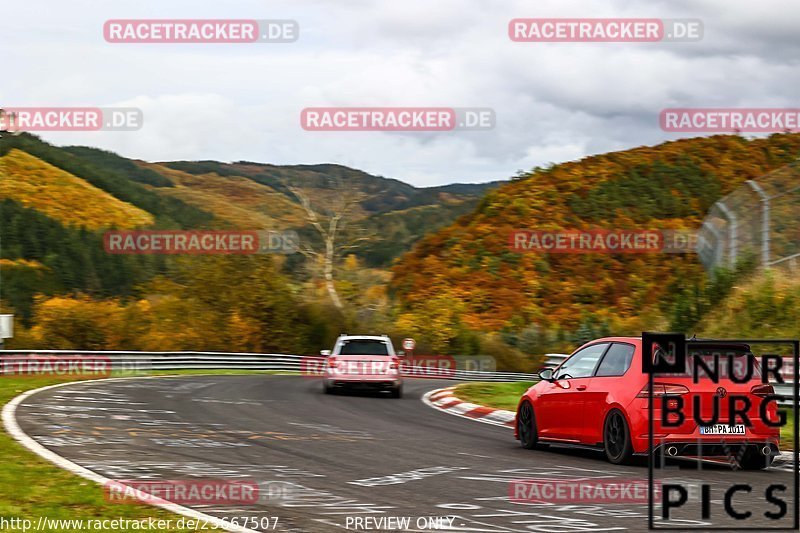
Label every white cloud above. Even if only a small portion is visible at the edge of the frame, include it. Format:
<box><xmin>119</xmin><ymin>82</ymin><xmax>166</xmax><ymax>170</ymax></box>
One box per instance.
<box><xmin>2</xmin><ymin>0</ymin><xmax>798</xmax><ymax>186</ymax></box>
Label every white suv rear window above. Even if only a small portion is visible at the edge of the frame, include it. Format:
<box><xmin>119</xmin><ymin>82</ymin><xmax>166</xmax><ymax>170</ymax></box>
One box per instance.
<box><xmin>338</xmin><ymin>340</ymin><xmax>390</xmax><ymax>356</ymax></box>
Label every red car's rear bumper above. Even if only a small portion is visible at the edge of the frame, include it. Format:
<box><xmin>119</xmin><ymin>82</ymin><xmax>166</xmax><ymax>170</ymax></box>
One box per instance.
<box><xmin>626</xmin><ymin>408</ymin><xmax>781</xmax><ymax>455</ymax></box>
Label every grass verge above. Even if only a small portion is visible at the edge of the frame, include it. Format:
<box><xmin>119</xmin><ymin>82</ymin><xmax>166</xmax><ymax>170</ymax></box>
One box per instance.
<box><xmin>452</xmin><ymin>381</ymin><xmax>533</xmax><ymax>411</ymax></box>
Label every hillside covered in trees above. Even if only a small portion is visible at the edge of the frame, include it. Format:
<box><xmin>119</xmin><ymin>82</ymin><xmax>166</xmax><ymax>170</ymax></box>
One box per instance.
<box><xmin>390</xmin><ymin>133</ymin><xmax>800</xmax><ymax>353</ymax></box>
<box><xmin>0</xmin><ymin>134</ymin><xmax>497</xmax><ymax>354</ymax></box>
<box><xmin>3</xmin><ymin>132</ymin><xmax>800</xmax><ymax>367</ymax></box>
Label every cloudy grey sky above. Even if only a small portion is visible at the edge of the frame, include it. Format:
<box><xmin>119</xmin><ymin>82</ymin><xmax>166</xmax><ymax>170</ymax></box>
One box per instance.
<box><xmin>3</xmin><ymin>0</ymin><xmax>799</xmax><ymax>186</ymax></box>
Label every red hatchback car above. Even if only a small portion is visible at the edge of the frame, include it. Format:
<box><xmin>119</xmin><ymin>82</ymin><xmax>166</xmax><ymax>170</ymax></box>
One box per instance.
<box><xmin>515</xmin><ymin>337</ymin><xmax>781</xmax><ymax>469</ymax></box>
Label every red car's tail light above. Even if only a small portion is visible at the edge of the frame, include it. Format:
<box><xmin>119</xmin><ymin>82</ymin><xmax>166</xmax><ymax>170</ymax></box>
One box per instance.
<box><xmin>750</xmin><ymin>384</ymin><xmax>774</xmax><ymax>397</ymax></box>
<box><xmin>636</xmin><ymin>383</ymin><xmax>690</xmax><ymax>398</ymax></box>
<box><xmin>327</xmin><ymin>358</ymin><xmax>337</xmax><ymax>368</ymax></box>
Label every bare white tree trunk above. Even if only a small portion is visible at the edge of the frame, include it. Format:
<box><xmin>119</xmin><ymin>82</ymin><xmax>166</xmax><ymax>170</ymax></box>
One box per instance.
<box><xmin>288</xmin><ymin>185</ymin><xmax>352</xmax><ymax>309</ymax></box>
<box><xmin>323</xmin><ymin>232</ymin><xmax>342</xmax><ymax>308</ymax></box>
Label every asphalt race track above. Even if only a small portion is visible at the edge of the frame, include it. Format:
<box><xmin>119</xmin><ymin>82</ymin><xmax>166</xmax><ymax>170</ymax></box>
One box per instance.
<box><xmin>11</xmin><ymin>375</ymin><xmax>799</xmax><ymax>532</ymax></box>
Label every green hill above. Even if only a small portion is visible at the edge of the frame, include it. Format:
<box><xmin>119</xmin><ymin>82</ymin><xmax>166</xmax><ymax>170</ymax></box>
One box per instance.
<box><xmin>0</xmin><ymin>149</ymin><xmax>154</xmax><ymax>230</ymax></box>
<box><xmin>1</xmin><ymin>134</ymin><xmax>213</xmax><ymax>229</ymax></box>
<box><xmin>0</xmin><ymin>133</ymin><xmax>498</xmax><ymax>319</ymax></box>
<box><xmin>162</xmin><ymin>160</ymin><xmax>499</xmax><ymax>216</ymax></box>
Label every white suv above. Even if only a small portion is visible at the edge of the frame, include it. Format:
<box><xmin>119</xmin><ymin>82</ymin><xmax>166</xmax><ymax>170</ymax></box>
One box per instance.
<box><xmin>321</xmin><ymin>335</ymin><xmax>402</xmax><ymax>398</ymax></box>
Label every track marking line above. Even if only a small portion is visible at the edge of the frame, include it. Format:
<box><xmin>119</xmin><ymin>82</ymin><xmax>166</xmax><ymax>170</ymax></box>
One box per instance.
<box><xmin>456</xmin><ymin>452</ymin><xmax>492</xmax><ymax>459</ymax></box>
<box><xmin>2</xmin><ymin>375</ymin><xmax>260</xmax><ymax>533</ymax></box>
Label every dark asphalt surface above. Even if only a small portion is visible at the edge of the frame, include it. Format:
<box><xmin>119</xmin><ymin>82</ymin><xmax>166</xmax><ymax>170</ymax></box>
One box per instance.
<box><xmin>13</xmin><ymin>375</ymin><xmax>799</xmax><ymax>532</ymax></box>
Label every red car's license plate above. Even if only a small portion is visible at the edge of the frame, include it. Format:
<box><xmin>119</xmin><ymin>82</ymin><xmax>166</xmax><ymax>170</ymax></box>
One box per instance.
<box><xmin>699</xmin><ymin>424</ymin><xmax>746</xmax><ymax>435</ymax></box>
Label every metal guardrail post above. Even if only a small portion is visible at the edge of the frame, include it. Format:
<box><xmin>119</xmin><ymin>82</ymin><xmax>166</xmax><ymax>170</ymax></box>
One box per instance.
<box><xmin>714</xmin><ymin>200</ymin><xmax>737</xmax><ymax>268</ymax></box>
<box><xmin>700</xmin><ymin>220</ymin><xmax>724</xmax><ymax>270</ymax></box>
<box><xmin>746</xmin><ymin>180</ymin><xmax>770</xmax><ymax>267</ymax></box>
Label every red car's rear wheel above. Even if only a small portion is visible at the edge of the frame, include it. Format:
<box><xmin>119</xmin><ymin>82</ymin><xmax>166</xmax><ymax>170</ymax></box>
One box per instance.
<box><xmin>603</xmin><ymin>410</ymin><xmax>634</xmax><ymax>464</ymax></box>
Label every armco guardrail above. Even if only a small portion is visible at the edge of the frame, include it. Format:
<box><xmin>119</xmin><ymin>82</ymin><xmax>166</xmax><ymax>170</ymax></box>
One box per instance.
<box><xmin>1</xmin><ymin>351</ymin><xmax>795</xmax><ymax>403</ymax></box>
<box><xmin>0</xmin><ymin>350</ymin><xmax>538</xmax><ymax>382</ymax></box>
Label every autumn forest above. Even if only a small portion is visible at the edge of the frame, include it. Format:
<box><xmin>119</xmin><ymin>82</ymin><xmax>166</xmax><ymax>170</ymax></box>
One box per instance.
<box><xmin>2</xmin><ymin>132</ymin><xmax>800</xmax><ymax>370</ymax></box>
